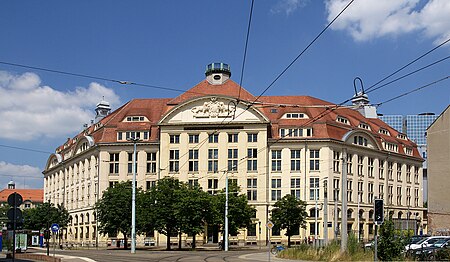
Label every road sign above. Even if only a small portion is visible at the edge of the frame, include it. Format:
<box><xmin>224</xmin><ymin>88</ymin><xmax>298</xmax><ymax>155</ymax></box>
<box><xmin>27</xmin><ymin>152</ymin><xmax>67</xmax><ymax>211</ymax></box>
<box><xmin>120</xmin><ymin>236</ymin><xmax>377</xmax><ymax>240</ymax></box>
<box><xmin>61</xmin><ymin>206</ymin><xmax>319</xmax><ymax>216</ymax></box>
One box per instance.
<box><xmin>51</xmin><ymin>223</ymin><xmax>60</xmax><ymax>233</ymax></box>
<box><xmin>7</xmin><ymin>208</ymin><xmax>22</xmax><ymax>221</ymax></box>
<box><xmin>8</xmin><ymin>192</ymin><xmax>23</xmax><ymax>207</ymax></box>
<box><xmin>266</xmin><ymin>220</ymin><xmax>274</xmax><ymax>229</ymax></box>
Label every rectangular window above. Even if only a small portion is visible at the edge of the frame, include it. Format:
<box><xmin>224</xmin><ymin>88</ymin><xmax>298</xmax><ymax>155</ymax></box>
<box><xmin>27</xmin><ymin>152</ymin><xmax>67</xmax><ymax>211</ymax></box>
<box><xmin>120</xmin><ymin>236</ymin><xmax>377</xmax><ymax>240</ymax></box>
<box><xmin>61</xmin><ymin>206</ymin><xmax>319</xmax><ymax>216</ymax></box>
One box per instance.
<box><xmin>146</xmin><ymin>152</ymin><xmax>156</xmax><ymax>173</ymax></box>
<box><xmin>207</xmin><ymin>179</ymin><xmax>218</xmax><ymax>195</ymax></box>
<box><xmin>309</xmin><ymin>149</ymin><xmax>320</xmax><ymax>171</ymax></box>
<box><xmin>248</xmin><ymin>133</ymin><xmax>258</xmax><ymax>143</ymax></box>
<box><xmin>271</xmin><ymin>150</ymin><xmax>282</xmax><ymax>172</ymax></box>
<box><xmin>368</xmin><ymin>157</ymin><xmax>374</xmax><ymax>177</ymax></box>
<box><xmin>333</xmin><ymin>178</ymin><xmax>340</xmax><ymax>201</ymax></box>
<box><xmin>143</xmin><ymin>131</ymin><xmax>149</xmax><ymax>140</ymax></box>
<box><xmin>169</xmin><ymin>150</ymin><xmax>179</xmax><ymax>172</ymax></box>
<box><xmin>388</xmin><ymin>162</ymin><xmax>393</xmax><ymax>180</ymax></box>
<box><xmin>406</xmin><ymin>187</ymin><xmax>411</xmax><ymax>207</ymax></box>
<box><xmin>227</xmin><ymin>149</ymin><xmax>238</xmax><ymax>171</ymax></box>
<box><xmin>347</xmin><ymin>154</ymin><xmax>353</xmax><ymax>174</ymax></box>
<box><xmin>109</xmin><ymin>153</ymin><xmax>119</xmax><ymax>174</ymax></box>
<box><xmin>126</xmin><ymin>131</ymin><xmax>141</xmax><ymax>140</ymax></box>
<box><xmin>388</xmin><ymin>185</ymin><xmax>393</xmax><ymax>205</ymax></box>
<box><xmin>128</xmin><ymin>152</ymin><xmax>137</xmax><ymax>174</ymax></box>
<box><xmin>188</xmin><ymin>149</ymin><xmax>199</xmax><ymax>172</ymax></box>
<box><xmin>309</xmin><ymin>177</ymin><xmax>319</xmax><ymax>200</ymax></box>
<box><xmin>188</xmin><ymin>179</ymin><xmax>199</xmax><ymax>187</ymax></box>
<box><xmin>378</xmin><ymin>160</ymin><xmax>384</xmax><ymax>179</ymax></box>
<box><xmin>291</xmin><ymin>178</ymin><xmax>300</xmax><ymax>199</ymax></box>
<box><xmin>333</xmin><ymin>151</ymin><xmax>340</xmax><ymax>173</ymax></box>
<box><xmin>208</xmin><ymin>133</ymin><xmax>219</xmax><ymax>143</ymax></box>
<box><xmin>247</xmin><ymin>178</ymin><xmax>257</xmax><ymax>201</ymax></box>
<box><xmin>368</xmin><ymin>183</ymin><xmax>374</xmax><ymax>203</ymax></box>
<box><xmin>208</xmin><ymin>149</ymin><xmax>219</xmax><ymax>173</ymax></box>
<box><xmin>358</xmin><ymin>181</ymin><xmax>363</xmax><ymax>203</ymax></box>
<box><xmin>414</xmin><ymin>166</ymin><xmax>419</xmax><ymax>184</ymax></box>
<box><xmin>169</xmin><ymin>135</ymin><xmax>180</xmax><ymax>144</ymax></box>
<box><xmin>379</xmin><ymin>184</ymin><xmax>384</xmax><ymax>200</ymax></box>
<box><xmin>146</xmin><ymin>180</ymin><xmax>156</xmax><ymax>190</ymax></box>
<box><xmin>406</xmin><ymin>165</ymin><xmax>411</xmax><ymax>183</ymax></box>
<box><xmin>347</xmin><ymin>180</ymin><xmax>353</xmax><ymax>202</ymax></box>
<box><xmin>117</xmin><ymin>132</ymin><xmax>123</xmax><ymax>141</ymax></box>
<box><xmin>397</xmin><ymin>164</ymin><xmax>402</xmax><ymax>182</ymax></box>
<box><xmin>189</xmin><ymin>134</ymin><xmax>199</xmax><ymax>144</ymax></box>
<box><xmin>397</xmin><ymin>186</ymin><xmax>402</xmax><ymax>205</ymax></box>
<box><xmin>414</xmin><ymin>188</ymin><xmax>419</xmax><ymax>207</ymax></box>
<box><xmin>228</xmin><ymin>133</ymin><xmax>238</xmax><ymax>143</ymax></box>
<box><xmin>291</xmin><ymin>149</ymin><xmax>301</xmax><ymax>172</ymax></box>
<box><xmin>247</xmin><ymin>148</ymin><xmax>258</xmax><ymax>172</ymax></box>
<box><xmin>271</xmin><ymin>178</ymin><xmax>281</xmax><ymax>201</ymax></box>
<box><xmin>357</xmin><ymin>155</ymin><xmax>364</xmax><ymax>177</ymax></box>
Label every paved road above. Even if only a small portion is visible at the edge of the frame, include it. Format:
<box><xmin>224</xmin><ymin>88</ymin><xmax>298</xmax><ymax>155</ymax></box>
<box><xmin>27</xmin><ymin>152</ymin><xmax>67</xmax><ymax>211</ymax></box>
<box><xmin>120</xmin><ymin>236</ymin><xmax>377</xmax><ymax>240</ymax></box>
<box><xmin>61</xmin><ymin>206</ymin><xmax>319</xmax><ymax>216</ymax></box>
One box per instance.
<box><xmin>22</xmin><ymin>248</ymin><xmax>302</xmax><ymax>262</ymax></box>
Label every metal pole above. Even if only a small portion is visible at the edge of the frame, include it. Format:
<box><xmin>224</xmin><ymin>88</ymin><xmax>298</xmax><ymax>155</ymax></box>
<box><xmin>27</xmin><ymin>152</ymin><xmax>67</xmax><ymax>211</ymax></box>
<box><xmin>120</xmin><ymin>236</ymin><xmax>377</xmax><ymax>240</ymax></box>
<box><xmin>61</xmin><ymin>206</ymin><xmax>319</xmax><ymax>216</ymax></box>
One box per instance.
<box><xmin>131</xmin><ymin>139</ymin><xmax>137</xmax><ymax>253</ymax></box>
<box><xmin>268</xmin><ymin>228</ymin><xmax>271</xmax><ymax>262</ymax></box>
<box><xmin>258</xmin><ymin>221</ymin><xmax>261</xmax><ymax>249</ymax></box>
<box><xmin>341</xmin><ymin>148</ymin><xmax>348</xmax><ymax>253</ymax></box>
<box><xmin>357</xmin><ymin>180</ymin><xmax>360</xmax><ymax>242</ymax></box>
<box><xmin>96</xmin><ymin>154</ymin><xmax>100</xmax><ymax>250</ymax></box>
<box><xmin>374</xmin><ymin>225</ymin><xmax>378</xmax><ymax>262</ymax></box>
<box><xmin>225</xmin><ymin>171</ymin><xmax>229</xmax><ymax>251</ymax></box>
<box><xmin>324</xmin><ymin>180</ymin><xmax>328</xmax><ymax>245</ymax></box>
<box><xmin>314</xmin><ymin>184</ymin><xmax>318</xmax><ymax>247</ymax></box>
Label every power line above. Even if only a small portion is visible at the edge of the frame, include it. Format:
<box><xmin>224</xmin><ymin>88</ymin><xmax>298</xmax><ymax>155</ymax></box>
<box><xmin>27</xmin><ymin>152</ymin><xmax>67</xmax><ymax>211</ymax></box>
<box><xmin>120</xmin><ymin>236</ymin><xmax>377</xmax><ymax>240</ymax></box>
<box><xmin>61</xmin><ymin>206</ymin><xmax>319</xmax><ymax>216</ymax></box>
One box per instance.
<box><xmin>365</xmin><ymin>36</ymin><xmax>450</xmax><ymax>93</ymax></box>
<box><xmin>237</xmin><ymin>0</ymin><xmax>255</xmax><ymax>104</ymax></box>
<box><xmin>0</xmin><ymin>143</ymin><xmax>53</xmax><ymax>155</ymax></box>
<box><xmin>375</xmin><ymin>75</ymin><xmax>450</xmax><ymax>107</ymax></box>
<box><xmin>253</xmin><ymin>0</ymin><xmax>355</xmax><ymax>101</ymax></box>
<box><xmin>0</xmin><ymin>61</ymin><xmax>209</xmax><ymax>96</ymax></box>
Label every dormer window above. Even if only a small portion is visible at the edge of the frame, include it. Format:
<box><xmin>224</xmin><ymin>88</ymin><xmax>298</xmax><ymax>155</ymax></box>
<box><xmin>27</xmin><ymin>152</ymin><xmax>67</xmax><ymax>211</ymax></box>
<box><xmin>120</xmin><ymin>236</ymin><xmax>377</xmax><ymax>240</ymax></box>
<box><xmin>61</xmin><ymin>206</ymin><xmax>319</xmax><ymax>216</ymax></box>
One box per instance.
<box><xmin>117</xmin><ymin>131</ymin><xmax>149</xmax><ymax>141</ymax></box>
<box><xmin>337</xmin><ymin>116</ymin><xmax>349</xmax><ymax>125</ymax></box>
<box><xmin>404</xmin><ymin>147</ymin><xmax>413</xmax><ymax>156</ymax></box>
<box><xmin>284</xmin><ymin>113</ymin><xmax>308</xmax><ymax>119</ymax></box>
<box><xmin>353</xmin><ymin>135</ymin><xmax>368</xmax><ymax>147</ymax></box>
<box><xmin>270</xmin><ymin>108</ymin><xmax>278</xmax><ymax>113</ymax></box>
<box><xmin>384</xmin><ymin>142</ymin><xmax>399</xmax><ymax>153</ymax></box>
<box><xmin>397</xmin><ymin>133</ymin><xmax>408</xmax><ymax>140</ymax></box>
<box><xmin>279</xmin><ymin>128</ymin><xmax>312</xmax><ymax>138</ymax></box>
<box><xmin>359</xmin><ymin>122</ymin><xmax>370</xmax><ymax>130</ymax></box>
<box><xmin>125</xmin><ymin>116</ymin><xmax>147</xmax><ymax>122</ymax></box>
<box><xmin>379</xmin><ymin>128</ymin><xmax>390</xmax><ymax>136</ymax></box>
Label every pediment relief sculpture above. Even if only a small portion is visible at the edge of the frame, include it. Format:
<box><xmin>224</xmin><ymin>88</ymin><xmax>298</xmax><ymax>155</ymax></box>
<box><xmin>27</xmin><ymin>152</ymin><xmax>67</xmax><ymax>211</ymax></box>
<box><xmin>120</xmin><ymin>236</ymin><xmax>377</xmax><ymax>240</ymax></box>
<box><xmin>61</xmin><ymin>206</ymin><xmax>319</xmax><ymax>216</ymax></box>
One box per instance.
<box><xmin>191</xmin><ymin>97</ymin><xmax>236</xmax><ymax>118</ymax></box>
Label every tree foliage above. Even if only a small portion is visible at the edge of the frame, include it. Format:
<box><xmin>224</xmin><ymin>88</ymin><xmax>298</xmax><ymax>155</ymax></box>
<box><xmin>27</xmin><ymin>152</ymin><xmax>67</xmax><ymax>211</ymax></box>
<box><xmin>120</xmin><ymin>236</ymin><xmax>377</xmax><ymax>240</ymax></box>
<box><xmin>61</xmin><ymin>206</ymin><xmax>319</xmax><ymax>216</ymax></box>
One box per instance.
<box><xmin>270</xmin><ymin>194</ymin><xmax>307</xmax><ymax>247</ymax></box>
<box><xmin>96</xmin><ymin>181</ymin><xmax>138</xmax><ymax>249</ymax></box>
<box><xmin>23</xmin><ymin>202</ymin><xmax>70</xmax><ymax>230</ymax></box>
<box><xmin>378</xmin><ymin>218</ymin><xmax>408</xmax><ymax>261</ymax></box>
<box><xmin>210</xmin><ymin>183</ymin><xmax>256</xmax><ymax>236</ymax></box>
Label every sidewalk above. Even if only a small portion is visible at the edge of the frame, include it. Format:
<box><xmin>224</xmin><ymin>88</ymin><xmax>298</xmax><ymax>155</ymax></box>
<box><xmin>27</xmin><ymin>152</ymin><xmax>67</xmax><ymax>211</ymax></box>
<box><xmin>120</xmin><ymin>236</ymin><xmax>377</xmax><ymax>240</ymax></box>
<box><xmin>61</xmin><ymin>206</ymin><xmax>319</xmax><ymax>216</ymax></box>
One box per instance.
<box><xmin>239</xmin><ymin>252</ymin><xmax>307</xmax><ymax>262</ymax></box>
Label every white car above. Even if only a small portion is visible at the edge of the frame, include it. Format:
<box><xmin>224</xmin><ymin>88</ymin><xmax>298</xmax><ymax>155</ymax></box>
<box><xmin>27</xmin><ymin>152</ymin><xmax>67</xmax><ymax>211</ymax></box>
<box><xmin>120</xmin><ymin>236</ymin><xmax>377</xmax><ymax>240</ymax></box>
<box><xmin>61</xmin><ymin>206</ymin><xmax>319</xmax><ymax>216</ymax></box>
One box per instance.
<box><xmin>406</xmin><ymin>236</ymin><xmax>450</xmax><ymax>251</ymax></box>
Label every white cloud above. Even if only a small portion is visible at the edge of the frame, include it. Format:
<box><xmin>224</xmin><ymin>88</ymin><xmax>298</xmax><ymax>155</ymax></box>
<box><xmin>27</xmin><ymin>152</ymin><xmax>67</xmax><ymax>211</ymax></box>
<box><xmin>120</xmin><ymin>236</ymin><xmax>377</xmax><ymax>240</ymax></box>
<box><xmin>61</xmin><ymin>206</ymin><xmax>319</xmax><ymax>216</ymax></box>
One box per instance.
<box><xmin>0</xmin><ymin>161</ymin><xmax>42</xmax><ymax>189</ymax></box>
<box><xmin>326</xmin><ymin>0</ymin><xmax>450</xmax><ymax>44</ymax></box>
<box><xmin>0</xmin><ymin>71</ymin><xmax>120</xmax><ymax>141</ymax></box>
<box><xmin>271</xmin><ymin>0</ymin><xmax>310</xmax><ymax>15</ymax></box>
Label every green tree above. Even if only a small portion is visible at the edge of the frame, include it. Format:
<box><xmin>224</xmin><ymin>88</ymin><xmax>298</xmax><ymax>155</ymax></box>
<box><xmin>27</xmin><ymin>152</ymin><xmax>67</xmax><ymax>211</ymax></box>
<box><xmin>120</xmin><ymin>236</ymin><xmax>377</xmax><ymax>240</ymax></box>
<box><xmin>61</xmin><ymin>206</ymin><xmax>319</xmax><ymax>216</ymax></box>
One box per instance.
<box><xmin>378</xmin><ymin>218</ymin><xmax>407</xmax><ymax>261</ymax></box>
<box><xmin>22</xmin><ymin>202</ymin><xmax>70</xmax><ymax>230</ymax></box>
<box><xmin>174</xmin><ymin>183</ymin><xmax>211</xmax><ymax>249</ymax></box>
<box><xmin>210</xmin><ymin>183</ymin><xmax>256</xmax><ymax>240</ymax></box>
<box><xmin>96</xmin><ymin>181</ymin><xmax>138</xmax><ymax>249</ymax></box>
<box><xmin>270</xmin><ymin>194</ymin><xmax>307</xmax><ymax>247</ymax></box>
<box><xmin>140</xmin><ymin>177</ymin><xmax>182</xmax><ymax>250</ymax></box>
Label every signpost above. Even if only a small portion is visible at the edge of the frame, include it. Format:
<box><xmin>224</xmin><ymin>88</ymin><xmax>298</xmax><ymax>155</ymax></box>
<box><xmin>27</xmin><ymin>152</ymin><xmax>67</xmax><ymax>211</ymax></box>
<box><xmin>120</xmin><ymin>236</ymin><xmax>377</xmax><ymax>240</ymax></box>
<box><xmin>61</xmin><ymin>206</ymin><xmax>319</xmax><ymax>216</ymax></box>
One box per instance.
<box><xmin>51</xmin><ymin>224</ymin><xmax>59</xmax><ymax>261</ymax></box>
<box><xmin>267</xmin><ymin>220</ymin><xmax>274</xmax><ymax>262</ymax></box>
<box><xmin>7</xmin><ymin>192</ymin><xmax>23</xmax><ymax>262</ymax></box>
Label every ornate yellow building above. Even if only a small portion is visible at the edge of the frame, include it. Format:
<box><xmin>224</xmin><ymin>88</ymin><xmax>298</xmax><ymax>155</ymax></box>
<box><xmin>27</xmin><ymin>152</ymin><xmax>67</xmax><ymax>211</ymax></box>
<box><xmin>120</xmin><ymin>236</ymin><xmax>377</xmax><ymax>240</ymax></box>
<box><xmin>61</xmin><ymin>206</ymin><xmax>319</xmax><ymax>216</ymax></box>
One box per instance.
<box><xmin>43</xmin><ymin>63</ymin><xmax>425</xmax><ymax>247</ymax></box>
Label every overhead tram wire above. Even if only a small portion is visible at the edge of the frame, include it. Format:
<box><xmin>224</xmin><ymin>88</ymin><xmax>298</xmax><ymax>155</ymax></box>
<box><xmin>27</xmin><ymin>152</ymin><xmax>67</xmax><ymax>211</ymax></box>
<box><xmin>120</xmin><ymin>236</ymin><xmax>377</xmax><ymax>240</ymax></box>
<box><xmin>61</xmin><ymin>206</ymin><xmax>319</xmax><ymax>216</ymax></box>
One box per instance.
<box><xmin>0</xmin><ymin>61</ymin><xmax>210</xmax><ymax>96</ymax></box>
<box><xmin>236</xmin><ymin>0</ymin><xmax>255</xmax><ymax>105</ymax></box>
<box><xmin>375</xmin><ymin>75</ymin><xmax>450</xmax><ymax>107</ymax></box>
<box><xmin>0</xmin><ymin>143</ymin><xmax>54</xmax><ymax>155</ymax></box>
<box><xmin>365</xmin><ymin>36</ymin><xmax>450</xmax><ymax>93</ymax></box>
<box><xmin>252</xmin><ymin>0</ymin><xmax>355</xmax><ymax>102</ymax></box>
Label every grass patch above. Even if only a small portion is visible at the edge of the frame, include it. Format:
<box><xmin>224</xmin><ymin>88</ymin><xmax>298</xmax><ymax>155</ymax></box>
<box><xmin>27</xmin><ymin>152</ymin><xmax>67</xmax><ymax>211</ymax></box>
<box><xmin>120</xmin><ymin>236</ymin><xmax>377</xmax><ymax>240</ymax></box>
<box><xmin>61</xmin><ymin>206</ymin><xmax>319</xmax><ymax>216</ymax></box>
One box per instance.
<box><xmin>278</xmin><ymin>240</ymin><xmax>374</xmax><ymax>261</ymax></box>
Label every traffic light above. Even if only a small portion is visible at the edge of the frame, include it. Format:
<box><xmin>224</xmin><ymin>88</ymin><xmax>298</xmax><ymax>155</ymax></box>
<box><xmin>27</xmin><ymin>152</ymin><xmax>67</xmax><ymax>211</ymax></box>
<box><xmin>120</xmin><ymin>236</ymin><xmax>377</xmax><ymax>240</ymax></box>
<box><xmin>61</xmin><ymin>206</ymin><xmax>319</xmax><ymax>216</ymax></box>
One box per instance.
<box><xmin>374</xmin><ymin>199</ymin><xmax>384</xmax><ymax>225</ymax></box>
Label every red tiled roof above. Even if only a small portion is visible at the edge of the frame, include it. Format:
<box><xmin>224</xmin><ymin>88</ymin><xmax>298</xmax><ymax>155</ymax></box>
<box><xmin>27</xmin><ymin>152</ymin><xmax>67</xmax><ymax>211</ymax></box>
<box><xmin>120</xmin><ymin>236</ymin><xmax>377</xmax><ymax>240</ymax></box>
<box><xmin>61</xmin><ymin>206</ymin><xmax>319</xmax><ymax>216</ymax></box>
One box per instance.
<box><xmin>53</xmin><ymin>79</ymin><xmax>422</xmax><ymax>160</ymax></box>
<box><xmin>0</xmin><ymin>189</ymin><xmax>43</xmax><ymax>203</ymax></box>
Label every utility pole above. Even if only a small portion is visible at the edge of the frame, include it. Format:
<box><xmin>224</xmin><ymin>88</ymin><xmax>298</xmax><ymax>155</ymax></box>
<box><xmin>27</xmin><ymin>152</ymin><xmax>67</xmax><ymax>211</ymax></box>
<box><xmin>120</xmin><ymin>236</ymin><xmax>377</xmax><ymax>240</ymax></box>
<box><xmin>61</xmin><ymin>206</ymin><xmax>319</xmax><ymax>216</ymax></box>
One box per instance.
<box><xmin>128</xmin><ymin>138</ymin><xmax>140</xmax><ymax>254</ymax></box>
<box><xmin>225</xmin><ymin>170</ymin><xmax>229</xmax><ymax>251</ymax></box>
<box><xmin>323</xmin><ymin>179</ymin><xmax>328</xmax><ymax>245</ymax></box>
<box><xmin>341</xmin><ymin>148</ymin><xmax>348</xmax><ymax>253</ymax></box>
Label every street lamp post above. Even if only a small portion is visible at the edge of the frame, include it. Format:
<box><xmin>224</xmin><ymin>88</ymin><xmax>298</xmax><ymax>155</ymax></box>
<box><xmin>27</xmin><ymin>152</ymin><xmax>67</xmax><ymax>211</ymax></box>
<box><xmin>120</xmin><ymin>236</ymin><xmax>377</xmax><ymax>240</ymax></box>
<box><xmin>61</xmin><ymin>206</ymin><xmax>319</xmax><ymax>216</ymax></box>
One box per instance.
<box><xmin>225</xmin><ymin>170</ymin><xmax>229</xmax><ymax>251</ymax></box>
<box><xmin>128</xmin><ymin>138</ymin><xmax>140</xmax><ymax>254</ymax></box>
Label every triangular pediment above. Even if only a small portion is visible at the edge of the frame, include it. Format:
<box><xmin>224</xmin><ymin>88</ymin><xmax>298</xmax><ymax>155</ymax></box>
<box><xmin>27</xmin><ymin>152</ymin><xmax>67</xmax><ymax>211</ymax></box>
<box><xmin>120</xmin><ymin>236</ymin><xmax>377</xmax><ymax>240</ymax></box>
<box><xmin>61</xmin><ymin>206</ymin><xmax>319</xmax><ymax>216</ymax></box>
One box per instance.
<box><xmin>159</xmin><ymin>96</ymin><xmax>269</xmax><ymax>125</ymax></box>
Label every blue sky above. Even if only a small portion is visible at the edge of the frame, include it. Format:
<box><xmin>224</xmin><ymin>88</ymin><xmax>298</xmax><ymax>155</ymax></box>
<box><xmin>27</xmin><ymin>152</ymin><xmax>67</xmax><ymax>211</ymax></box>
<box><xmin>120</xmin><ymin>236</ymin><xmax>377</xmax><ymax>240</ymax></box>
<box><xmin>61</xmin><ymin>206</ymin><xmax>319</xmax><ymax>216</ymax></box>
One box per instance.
<box><xmin>0</xmin><ymin>0</ymin><xmax>449</xmax><ymax>189</ymax></box>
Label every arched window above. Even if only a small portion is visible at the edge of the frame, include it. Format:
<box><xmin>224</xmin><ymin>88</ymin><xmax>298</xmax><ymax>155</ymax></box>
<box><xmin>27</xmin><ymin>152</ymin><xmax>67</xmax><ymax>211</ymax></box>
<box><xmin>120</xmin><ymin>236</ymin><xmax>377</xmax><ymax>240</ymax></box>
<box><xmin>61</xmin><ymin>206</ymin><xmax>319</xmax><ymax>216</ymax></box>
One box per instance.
<box><xmin>369</xmin><ymin>210</ymin><xmax>374</xmax><ymax>220</ymax></box>
<box><xmin>398</xmin><ymin>211</ymin><xmax>403</xmax><ymax>219</ymax></box>
<box><xmin>347</xmin><ymin>209</ymin><xmax>353</xmax><ymax>219</ymax></box>
<box><xmin>86</xmin><ymin>213</ymin><xmax>90</xmax><ymax>223</ymax></box>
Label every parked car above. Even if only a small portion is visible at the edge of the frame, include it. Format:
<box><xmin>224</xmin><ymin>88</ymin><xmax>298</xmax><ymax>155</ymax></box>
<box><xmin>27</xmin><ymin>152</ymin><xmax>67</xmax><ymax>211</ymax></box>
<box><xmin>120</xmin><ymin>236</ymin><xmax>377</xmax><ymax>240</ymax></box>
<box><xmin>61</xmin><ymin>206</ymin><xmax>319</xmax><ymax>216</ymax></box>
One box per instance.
<box><xmin>406</xmin><ymin>236</ymin><xmax>450</xmax><ymax>251</ymax></box>
<box><xmin>412</xmin><ymin>238</ymin><xmax>450</xmax><ymax>261</ymax></box>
